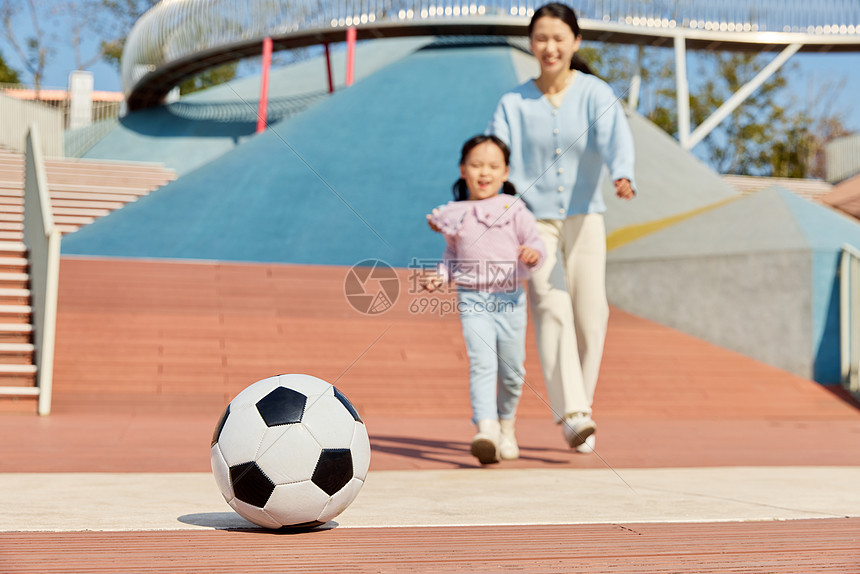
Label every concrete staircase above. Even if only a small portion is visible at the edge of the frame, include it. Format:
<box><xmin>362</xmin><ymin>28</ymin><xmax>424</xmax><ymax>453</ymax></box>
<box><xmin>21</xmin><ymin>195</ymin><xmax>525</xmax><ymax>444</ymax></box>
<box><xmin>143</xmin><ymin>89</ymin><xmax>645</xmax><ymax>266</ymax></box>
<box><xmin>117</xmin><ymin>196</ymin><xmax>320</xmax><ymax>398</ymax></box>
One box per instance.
<box><xmin>0</xmin><ymin>146</ymin><xmax>175</xmax><ymax>412</ymax></box>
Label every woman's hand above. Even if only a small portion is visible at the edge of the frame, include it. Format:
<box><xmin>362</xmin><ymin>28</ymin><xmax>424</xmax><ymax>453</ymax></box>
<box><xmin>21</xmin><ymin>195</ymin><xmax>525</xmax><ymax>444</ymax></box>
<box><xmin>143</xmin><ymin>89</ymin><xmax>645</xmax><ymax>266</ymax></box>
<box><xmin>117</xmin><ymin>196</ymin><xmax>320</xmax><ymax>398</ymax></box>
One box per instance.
<box><xmin>518</xmin><ymin>246</ymin><xmax>540</xmax><ymax>267</ymax></box>
<box><xmin>615</xmin><ymin>178</ymin><xmax>635</xmax><ymax>200</ymax></box>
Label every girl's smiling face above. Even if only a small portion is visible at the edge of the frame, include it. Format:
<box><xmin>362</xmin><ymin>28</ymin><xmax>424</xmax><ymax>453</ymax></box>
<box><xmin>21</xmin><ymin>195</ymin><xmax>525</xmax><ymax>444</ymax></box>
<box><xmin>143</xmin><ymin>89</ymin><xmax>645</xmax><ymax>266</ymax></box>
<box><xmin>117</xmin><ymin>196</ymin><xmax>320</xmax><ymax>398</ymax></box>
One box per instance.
<box><xmin>529</xmin><ymin>16</ymin><xmax>581</xmax><ymax>76</ymax></box>
<box><xmin>460</xmin><ymin>141</ymin><xmax>510</xmax><ymax>201</ymax></box>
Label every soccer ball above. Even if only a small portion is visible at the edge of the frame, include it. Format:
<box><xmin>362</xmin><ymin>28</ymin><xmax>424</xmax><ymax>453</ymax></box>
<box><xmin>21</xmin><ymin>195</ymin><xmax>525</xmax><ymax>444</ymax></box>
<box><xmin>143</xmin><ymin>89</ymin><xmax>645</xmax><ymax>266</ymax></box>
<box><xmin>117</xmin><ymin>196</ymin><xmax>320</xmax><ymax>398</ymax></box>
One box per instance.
<box><xmin>210</xmin><ymin>374</ymin><xmax>371</xmax><ymax>529</ymax></box>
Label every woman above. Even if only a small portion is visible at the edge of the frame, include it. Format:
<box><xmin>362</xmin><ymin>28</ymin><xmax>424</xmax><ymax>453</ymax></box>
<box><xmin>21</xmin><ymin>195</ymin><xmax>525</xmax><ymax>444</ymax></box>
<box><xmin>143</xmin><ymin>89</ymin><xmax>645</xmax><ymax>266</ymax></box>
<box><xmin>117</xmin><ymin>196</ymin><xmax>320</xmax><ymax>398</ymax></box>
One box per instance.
<box><xmin>487</xmin><ymin>3</ymin><xmax>636</xmax><ymax>452</ymax></box>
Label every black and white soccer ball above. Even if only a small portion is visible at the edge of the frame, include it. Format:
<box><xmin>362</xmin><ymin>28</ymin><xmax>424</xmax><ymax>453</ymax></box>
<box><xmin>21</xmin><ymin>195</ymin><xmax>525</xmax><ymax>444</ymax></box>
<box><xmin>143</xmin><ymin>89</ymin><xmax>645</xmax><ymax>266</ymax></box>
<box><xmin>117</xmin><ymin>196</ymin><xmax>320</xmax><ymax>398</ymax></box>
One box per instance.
<box><xmin>210</xmin><ymin>374</ymin><xmax>371</xmax><ymax>529</ymax></box>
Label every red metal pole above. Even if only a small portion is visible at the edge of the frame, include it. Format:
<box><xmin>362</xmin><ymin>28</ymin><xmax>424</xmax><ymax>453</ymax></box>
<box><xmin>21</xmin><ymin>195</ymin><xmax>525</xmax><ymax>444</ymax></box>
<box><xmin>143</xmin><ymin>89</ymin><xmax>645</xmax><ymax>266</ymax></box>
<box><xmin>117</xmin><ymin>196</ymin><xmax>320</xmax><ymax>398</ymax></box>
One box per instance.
<box><xmin>256</xmin><ymin>37</ymin><xmax>273</xmax><ymax>133</ymax></box>
<box><xmin>324</xmin><ymin>43</ymin><xmax>334</xmax><ymax>94</ymax></box>
<box><xmin>345</xmin><ymin>27</ymin><xmax>356</xmax><ymax>87</ymax></box>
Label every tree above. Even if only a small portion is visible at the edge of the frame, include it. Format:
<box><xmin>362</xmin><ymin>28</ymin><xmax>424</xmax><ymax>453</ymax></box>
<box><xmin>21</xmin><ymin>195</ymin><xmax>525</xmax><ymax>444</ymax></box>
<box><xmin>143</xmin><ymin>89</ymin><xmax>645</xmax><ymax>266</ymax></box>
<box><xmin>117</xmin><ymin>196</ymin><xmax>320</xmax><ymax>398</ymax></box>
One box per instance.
<box><xmin>0</xmin><ymin>48</ymin><xmax>20</xmax><ymax>84</ymax></box>
<box><xmin>579</xmin><ymin>44</ymin><xmax>850</xmax><ymax>179</ymax></box>
<box><xmin>1</xmin><ymin>0</ymin><xmax>106</xmax><ymax>95</ymax></box>
<box><xmin>98</xmin><ymin>0</ymin><xmax>159</xmax><ymax>70</ymax></box>
<box><xmin>1</xmin><ymin>0</ymin><xmax>52</xmax><ymax>94</ymax></box>
<box><xmin>178</xmin><ymin>63</ymin><xmax>238</xmax><ymax>96</ymax></box>
<box><xmin>57</xmin><ymin>0</ymin><xmax>110</xmax><ymax>70</ymax></box>
<box><xmin>772</xmin><ymin>77</ymin><xmax>851</xmax><ymax>179</ymax></box>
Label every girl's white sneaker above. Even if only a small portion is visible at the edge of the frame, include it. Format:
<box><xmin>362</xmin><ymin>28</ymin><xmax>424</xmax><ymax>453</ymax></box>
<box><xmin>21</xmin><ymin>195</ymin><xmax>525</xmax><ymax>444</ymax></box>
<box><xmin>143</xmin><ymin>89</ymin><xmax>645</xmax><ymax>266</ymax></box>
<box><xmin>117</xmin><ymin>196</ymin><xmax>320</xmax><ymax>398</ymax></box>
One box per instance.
<box><xmin>470</xmin><ymin>419</ymin><xmax>500</xmax><ymax>464</ymax></box>
<box><xmin>499</xmin><ymin>418</ymin><xmax>519</xmax><ymax>460</ymax></box>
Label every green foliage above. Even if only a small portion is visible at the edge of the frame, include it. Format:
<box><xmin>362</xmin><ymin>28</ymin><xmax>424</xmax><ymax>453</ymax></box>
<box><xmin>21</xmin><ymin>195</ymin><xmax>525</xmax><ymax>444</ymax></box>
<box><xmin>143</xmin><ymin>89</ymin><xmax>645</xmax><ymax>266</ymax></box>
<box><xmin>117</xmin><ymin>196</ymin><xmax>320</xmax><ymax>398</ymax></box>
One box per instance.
<box><xmin>0</xmin><ymin>49</ymin><xmax>20</xmax><ymax>83</ymax></box>
<box><xmin>579</xmin><ymin>43</ymin><xmax>849</xmax><ymax>178</ymax></box>
<box><xmin>98</xmin><ymin>0</ymin><xmax>158</xmax><ymax>70</ymax></box>
<box><xmin>178</xmin><ymin>63</ymin><xmax>238</xmax><ymax>95</ymax></box>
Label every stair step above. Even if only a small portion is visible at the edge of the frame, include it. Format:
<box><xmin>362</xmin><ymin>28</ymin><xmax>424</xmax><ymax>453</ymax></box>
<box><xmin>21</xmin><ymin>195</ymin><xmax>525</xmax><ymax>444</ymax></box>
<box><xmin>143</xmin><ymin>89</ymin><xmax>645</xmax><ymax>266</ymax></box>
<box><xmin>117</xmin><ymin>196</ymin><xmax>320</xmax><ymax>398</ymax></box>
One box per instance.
<box><xmin>0</xmin><ymin>343</ymin><xmax>34</xmax><ymax>353</ymax></box>
<box><xmin>0</xmin><ymin>256</ymin><xmax>28</xmax><ymax>266</ymax></box>
<box><xmin>0</xmin><ymin>364</ymin><xmax>37</xmax><ymax>375</ymax></box>
<box><xmin>0</xmin><ymin>386</ymin><xmax>39</xmax><ymax>397</ymax></box>
<box><xmin>0</xmin><ymin>288</ymin><xmax>29</xmax><ymax>297</ymax></box>
<box><xmin>0</xmin><ymin>305</ymin><xmax>32</xmax><ymax>316</ymax></box>
<box><xmin>0</xmin><ymin>323</ymin><xmax>32</xmax><ymax>333</ymax></box>
<box><xmin>0</xmin><ymin>257</ymin><xmax>27</xmax><ymax>273</ymax></box>
<box><xmin>47</xmin><ymin>183</ymin><xmax>155</xmax><ymax>195</ymax></box>
<box><xmin>53</xmin><ymin>207</ymin><xmax>112</xmax><ymax>217</ymax></box>
<box><xmin>0</xmin><ymin>232</ymin><xmax>23</xmax><ymax>241</ymax></box>
<box><xmin>0</xmin><ymin>272</ymin><xmax>29</xmax><ymax>282</ymax></box>
<box><xmin>52</xmin><ymin>199</ymin><xmax>125</xmax><ymax>210</ymax></box>
<box><xmin>0</xmin><ymin>241</ymin><xmax>25</xmax><ymax>253</ymax></box>
<box><xmin>0</xmin><ymin>323</ymin><xmax>33</xmax><ymax>343</ymax></box>
<box><xmin>54</xmin><ymin>215</ymin><xmax>96</xmax><ymax>225</ymax></box>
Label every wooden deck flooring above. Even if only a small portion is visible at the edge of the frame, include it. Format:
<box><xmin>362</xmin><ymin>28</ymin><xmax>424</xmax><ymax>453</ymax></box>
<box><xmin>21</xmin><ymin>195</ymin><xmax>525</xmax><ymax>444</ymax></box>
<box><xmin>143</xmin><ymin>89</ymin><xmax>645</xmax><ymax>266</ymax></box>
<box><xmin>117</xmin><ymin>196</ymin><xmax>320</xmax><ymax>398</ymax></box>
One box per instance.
<box><xmin>2</xmin><ymin>257</ymin><xmax>859</xmax><ymax>572</ymax></box>
<box><xmin>3</xmin><ymin>520</ymin><xmax>859</xmax><ymax>573</ymax></box>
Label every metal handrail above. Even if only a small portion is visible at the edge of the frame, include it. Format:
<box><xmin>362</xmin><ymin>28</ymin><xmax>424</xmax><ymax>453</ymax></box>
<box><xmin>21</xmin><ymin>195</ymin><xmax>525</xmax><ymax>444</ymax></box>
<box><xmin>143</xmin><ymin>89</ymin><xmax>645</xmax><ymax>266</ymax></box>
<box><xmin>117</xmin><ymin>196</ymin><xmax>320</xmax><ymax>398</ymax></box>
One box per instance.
<box><xmin>840</xmin><ymin>243</ymin><xmax>860</xmax><ymax>401</ymax></box>
<box><xmin>22</xmin><ymin>126</ymin><xmax>61</xmax><ymax>416</ymax></box>
<box><xmin>121</xmin><ymin>0</ymin><xmax>860</xmax><ymax>108</ymax></box>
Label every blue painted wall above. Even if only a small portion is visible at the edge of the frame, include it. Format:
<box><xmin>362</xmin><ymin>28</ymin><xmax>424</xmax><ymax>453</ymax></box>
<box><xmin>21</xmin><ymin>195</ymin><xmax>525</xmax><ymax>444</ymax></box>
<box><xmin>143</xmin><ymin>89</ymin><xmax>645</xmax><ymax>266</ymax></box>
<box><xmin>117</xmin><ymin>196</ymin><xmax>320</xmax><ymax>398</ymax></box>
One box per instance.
<box><xmin>62</xmin><ymin>45</ymin><xmax>519</xmax><ymax>268</ymax></box>
<box><xmin>781</xmin><ymin>190</ymin><xmax>860</xmax><ymax>384</ymax></box>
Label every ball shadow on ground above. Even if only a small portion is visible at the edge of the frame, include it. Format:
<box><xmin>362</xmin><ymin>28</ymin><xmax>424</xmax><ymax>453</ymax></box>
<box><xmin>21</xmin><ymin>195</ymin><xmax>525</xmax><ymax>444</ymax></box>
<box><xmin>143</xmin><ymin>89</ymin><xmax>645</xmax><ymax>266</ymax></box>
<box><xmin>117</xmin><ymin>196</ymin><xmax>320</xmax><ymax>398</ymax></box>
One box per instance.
<box><xmin>177</xmin><ymin>512</ymin><xmax>338</xmax><ymax>534</ymax></box>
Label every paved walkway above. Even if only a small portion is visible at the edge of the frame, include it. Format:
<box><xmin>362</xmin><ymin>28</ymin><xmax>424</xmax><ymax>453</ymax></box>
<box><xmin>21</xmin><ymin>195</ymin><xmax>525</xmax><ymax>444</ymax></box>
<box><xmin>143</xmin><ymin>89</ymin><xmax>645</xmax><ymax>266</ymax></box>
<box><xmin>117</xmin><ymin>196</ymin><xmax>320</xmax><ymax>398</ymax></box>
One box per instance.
<box><xmin>3</xmin><ymin>467</ymin><xmax>860</xmax><ymax>532</ymax></box>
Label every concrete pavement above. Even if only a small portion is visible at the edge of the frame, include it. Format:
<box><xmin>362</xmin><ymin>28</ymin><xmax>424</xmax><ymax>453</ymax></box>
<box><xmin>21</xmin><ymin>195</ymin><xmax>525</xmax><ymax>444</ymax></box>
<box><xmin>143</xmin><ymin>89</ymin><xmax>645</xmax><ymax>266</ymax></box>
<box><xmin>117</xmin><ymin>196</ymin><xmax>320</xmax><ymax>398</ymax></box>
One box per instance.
<box><xmin>3</xmin><ymin>466</ymin><xmax>859</xmax><ymax>532</ymax></box>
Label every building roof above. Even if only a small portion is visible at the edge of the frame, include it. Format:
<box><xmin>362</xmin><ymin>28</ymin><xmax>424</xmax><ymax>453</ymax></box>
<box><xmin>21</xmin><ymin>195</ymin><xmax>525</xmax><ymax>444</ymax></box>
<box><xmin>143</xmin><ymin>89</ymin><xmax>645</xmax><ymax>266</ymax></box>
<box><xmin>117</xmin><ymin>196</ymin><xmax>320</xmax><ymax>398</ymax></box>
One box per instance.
<box><xmin>821</xmin><ymin>172</ymin><xmax>860</xmax><ymax>220</ymax></box>
<box><xmin>721</xmin><ymin>174</ymin><xmax>832</xmax><ymax>202</ymax></box>
<box><xmin>0</xmin><ymin>88</ymin><xmax>124</xmax><ymax>102</ymax></box>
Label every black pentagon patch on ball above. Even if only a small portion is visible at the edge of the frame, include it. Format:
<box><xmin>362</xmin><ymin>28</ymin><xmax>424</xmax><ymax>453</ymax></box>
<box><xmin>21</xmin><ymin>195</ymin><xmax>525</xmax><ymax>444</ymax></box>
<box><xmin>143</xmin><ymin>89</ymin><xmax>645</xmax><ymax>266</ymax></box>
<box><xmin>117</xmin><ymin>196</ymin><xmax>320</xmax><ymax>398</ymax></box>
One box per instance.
<box><xmin>333</xmin><ymin>386</ymin><xmax>363</xmax><ymax>423</ymax></box>
<box><xmin>256</xmin><ymin>386</ymin><xmax>307</xmax><ymax>427</ymax></box>
<box><xmin>211</xmin><ymin>404</ymin><xmax>230</xmax><ymax>447</ymax></box>
<box><xmin>312</xmin><ymin>449</ymin><xmax>354</xmax><ymax>496</ymax></box>
<box><xmin>230</xmin><ymin>461</ymin><xmax>276</xmax><ymax>508</ymax></box>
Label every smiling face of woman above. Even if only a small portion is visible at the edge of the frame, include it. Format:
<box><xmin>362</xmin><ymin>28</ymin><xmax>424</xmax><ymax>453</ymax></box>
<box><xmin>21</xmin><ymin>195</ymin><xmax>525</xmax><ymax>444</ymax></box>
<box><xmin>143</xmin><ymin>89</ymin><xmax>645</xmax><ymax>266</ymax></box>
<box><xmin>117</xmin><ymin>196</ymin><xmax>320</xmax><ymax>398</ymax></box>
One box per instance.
<box><xmin>529</xmin><ymin>16</ymin><xmax>581</xmax><ymax>77</ymax></box>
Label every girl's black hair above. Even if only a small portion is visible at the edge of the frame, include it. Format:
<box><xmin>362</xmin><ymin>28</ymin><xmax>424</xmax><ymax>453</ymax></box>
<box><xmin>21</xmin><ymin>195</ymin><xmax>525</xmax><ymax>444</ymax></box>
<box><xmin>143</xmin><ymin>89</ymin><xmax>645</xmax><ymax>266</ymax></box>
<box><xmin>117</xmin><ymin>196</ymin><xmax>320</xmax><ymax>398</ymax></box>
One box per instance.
<box><xmin>452</xmin><ymin>134</ymin><xmax>517</xmax><ymax>201</ymax></box>
<box><xmin>528</xmin><ymin>3</ymin><xmax>595</xmax><ymax>76</ymax></box>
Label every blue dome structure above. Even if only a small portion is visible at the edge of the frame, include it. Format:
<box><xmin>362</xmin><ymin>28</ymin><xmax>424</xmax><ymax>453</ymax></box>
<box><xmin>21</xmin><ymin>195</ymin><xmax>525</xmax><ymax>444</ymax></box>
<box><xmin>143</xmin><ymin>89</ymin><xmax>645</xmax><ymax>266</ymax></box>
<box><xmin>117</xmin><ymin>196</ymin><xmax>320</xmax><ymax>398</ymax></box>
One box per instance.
<box><xmin>64</xmin><ymin>40</ymin><xmax>519</xmax><ymax>266</ymax></box>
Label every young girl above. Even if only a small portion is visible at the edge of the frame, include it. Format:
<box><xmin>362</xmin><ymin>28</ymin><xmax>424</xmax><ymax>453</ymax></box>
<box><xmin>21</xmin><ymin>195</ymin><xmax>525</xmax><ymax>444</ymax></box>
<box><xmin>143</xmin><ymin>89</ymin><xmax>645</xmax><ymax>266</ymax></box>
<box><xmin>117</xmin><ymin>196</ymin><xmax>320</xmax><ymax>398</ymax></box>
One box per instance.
<box><xmin>425</xmin><ymin>134</ymin><xmax>545</xmax><ymax>464</ymax></box>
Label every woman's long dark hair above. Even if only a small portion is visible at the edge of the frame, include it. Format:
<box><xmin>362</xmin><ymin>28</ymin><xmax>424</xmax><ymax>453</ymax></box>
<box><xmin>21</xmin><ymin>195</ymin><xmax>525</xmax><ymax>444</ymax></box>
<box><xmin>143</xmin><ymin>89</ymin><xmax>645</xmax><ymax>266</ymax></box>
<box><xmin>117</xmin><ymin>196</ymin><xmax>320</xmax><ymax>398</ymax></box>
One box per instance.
<box><xmin>452</xmin><ymin>134</ymin><xmax>517</xmax><ymax>201</ymax></box>
<box><xmin>528</xmin><ymin>3</ymin><xmax>595</xmax><ymax>75</ymax></box>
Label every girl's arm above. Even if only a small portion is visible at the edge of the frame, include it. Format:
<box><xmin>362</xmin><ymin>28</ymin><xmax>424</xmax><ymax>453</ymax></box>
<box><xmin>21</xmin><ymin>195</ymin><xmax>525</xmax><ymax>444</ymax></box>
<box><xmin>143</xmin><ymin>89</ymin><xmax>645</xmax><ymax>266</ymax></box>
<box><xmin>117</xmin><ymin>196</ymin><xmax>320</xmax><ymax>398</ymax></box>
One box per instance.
<box><xmin>515</xmin><ymin>206</ymin><xmax>546</xmax><ymax>270</ymax></box>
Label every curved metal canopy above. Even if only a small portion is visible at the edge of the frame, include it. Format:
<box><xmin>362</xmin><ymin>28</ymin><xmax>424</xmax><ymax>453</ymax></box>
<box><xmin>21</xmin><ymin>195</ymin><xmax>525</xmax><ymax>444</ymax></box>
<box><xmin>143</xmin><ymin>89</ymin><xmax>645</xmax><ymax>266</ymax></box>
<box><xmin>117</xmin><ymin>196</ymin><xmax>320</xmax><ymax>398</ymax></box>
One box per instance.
<box><xmin>122</xmin><ymin>0</ymin><xmax>860</xmax><ymax>111</ymax></box>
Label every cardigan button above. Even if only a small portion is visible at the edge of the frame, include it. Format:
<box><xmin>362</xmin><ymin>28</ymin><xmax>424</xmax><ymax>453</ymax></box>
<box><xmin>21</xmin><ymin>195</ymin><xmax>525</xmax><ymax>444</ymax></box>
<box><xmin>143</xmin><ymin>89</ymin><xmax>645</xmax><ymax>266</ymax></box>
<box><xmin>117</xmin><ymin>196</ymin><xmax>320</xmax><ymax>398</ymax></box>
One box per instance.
<box><xmin>558</xmin><ymin>208</ymin><xmax>565</xmax><ymax>215</ymax></box>
<box><xmin>555</xmin><ymin>148</ymin><xmax>562</xmax><ymax>156</ymax></box>
<box><xmin>557</xmin><ymin>186</ymin><xmax>564</xmax><ymax>192</ymax></box>
<box><xmin>553</xmin><ymin>128</ymin><xmax>559</xmax><ymax>135</ymax></box>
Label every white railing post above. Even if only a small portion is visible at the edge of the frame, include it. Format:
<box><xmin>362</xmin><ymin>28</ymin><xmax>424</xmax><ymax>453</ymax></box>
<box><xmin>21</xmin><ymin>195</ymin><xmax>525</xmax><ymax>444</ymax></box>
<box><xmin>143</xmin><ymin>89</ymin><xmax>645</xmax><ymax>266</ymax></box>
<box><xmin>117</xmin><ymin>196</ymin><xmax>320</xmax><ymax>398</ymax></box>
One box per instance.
<box><xmin>841</xmin><ymin>244</ymin><xmax>860</xmax><ymax>400</ymax></box>
<box><xmin>23</xmin><ymin>125</ymin><xmax>61</xmax><ymax>416</ymax></box>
